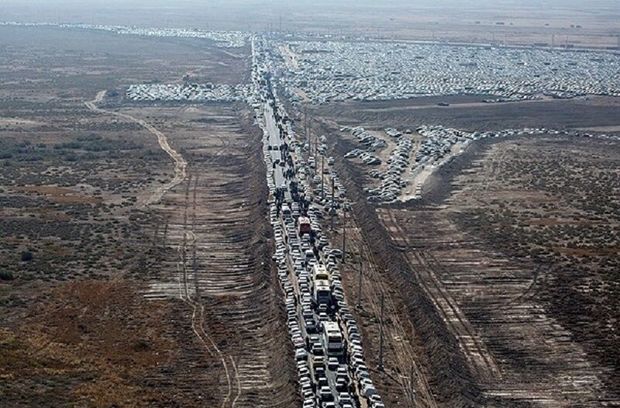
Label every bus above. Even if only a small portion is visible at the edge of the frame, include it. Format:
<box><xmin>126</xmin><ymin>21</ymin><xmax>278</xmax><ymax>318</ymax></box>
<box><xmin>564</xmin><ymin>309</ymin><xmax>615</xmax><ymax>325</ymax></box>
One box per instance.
<box><xmin>313</xmin><ymin>264</ymin><xmax>330</xmax><ymax>281</ymax></box>
<box><xmin>322</xmin><ymin>321</ymin><xmax>344</xmax><ymax>356</ymax></box>
<box><xmin>313</xmin><ymin>279</ymin><xmax>332</xmax><ymax>305</ymax></box>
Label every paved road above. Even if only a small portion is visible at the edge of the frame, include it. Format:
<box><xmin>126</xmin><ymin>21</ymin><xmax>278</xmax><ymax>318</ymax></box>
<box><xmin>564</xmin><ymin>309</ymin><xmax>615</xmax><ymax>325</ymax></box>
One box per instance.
<box><xmin>261</xmin><ymin>99</ymin><xmax>363</xmax><ymax>408</ymax></box>
<box><xmin>251</xmin><ymin>35</ymin><xmax>381</xmax><ymax>408</ymax></box>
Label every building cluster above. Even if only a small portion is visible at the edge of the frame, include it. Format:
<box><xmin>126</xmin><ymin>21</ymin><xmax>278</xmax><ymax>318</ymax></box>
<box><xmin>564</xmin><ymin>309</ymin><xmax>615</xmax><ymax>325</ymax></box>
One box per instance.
<box><xmin>271</xmin><ymin>39</ymin><xmax>620</xmax><ymax>103</ymax></box>
<box><xmin>81</xmin><ymin>24</ymin><xmax>248</xmax><ymax>48</ymax></box>
<box><xmin>126</xmin><ymin>83</ymin><xmax>247</xmax><ymax>102</ymax></box>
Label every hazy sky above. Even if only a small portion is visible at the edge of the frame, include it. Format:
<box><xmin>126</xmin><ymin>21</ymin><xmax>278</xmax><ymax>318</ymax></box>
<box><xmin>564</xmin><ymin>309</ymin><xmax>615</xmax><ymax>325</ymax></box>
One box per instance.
<box><xmin>3</xmin><ymin>0</ymin><xmax>619</xmax><ymax>10</ymax></box>
<box><xmin>1</xmin><ymin>0</ymin><xmax>618</xmax><ymax>32</ymax></box>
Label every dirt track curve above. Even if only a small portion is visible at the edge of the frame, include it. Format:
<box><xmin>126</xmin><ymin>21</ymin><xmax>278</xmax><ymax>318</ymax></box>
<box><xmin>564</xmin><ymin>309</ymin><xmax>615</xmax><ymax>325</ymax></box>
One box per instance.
<box><xmin>85</xmin><ymin>91</ymin><xmax>187</xmax><ymax>206</ymax></box>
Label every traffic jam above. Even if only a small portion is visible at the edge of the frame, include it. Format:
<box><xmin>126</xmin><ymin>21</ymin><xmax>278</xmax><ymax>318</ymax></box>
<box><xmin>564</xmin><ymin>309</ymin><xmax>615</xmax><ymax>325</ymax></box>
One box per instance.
<box><xmin>250</xmin><ymin>37</ymin><xmax>385</xmax><ymax>408</ymax></box>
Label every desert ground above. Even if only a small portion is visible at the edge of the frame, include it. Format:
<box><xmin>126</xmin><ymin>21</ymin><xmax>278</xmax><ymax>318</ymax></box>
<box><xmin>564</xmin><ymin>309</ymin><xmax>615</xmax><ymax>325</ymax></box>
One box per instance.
<box><xmin>309</xmin><ymin>97</ymin><xmax>619</xmax><ymax>406</ymax></box>
<box><xmin>0</xmin><ymin>14</ymin><xmax>618</xmax><ymax>408</ymax></box>
<box><xmin>0</xmin><ymin>25</ymin><xmax>296</xmax><ymax>407</ymax></box>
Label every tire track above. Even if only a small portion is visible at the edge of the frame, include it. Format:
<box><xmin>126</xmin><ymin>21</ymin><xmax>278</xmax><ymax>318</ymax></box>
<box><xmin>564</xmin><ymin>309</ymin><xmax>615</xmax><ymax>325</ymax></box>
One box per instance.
<box><xmin>85</xmin><ymin>91</ymin><xmax>187</xmax><ymax>206</ymax></box>
<box><xmin>178</xmin><ymin>175</ymin><xmax>234</xmax><ymax>408</ymax></box>
<box><xmin>230</xmin><ymin>355</ymin><xmax>242</xmax><ymax>408</ymax></box>
<box><xmin>344</xmin><ymin>214</ymin><xmax>438</xmax><ymax>408</ymax></box>
<box><xmin>381</xmin><ymin>209</ymin><xmax>501</xmax><ymax>382</ymax></box>
<box><xmin>421</xmin><ymin>250</ymin><xmax>500</xmax><ymax>377</ymax></box>
<box><xmin>87</xmin><ymin>93</ymin><xmax>239</xmax><ymax>406</ymax></box>
<box><xmin>461</xmin><ymin>145</ymin><xmax>545</xmax><ymax>310</ymax></box>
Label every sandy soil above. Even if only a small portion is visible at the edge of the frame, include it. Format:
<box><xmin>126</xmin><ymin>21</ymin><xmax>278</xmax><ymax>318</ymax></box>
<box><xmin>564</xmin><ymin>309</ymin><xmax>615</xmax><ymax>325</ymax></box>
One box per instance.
<box><xmin>312</xmin><ymin>98</ymin><xmax>620</xmax><ymax>406</ymax></box>
<box><xmin>0</xmin><ymin>26</ymin><xmax>297</xmax><ymax>407</ymax></box>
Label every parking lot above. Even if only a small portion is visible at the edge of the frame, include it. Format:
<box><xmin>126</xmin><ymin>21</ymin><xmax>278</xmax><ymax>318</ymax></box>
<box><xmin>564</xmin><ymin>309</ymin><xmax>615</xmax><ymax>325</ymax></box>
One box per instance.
<box><xmin>126</xmin><ymin>83</ymin><xmax>247</xmax><ymax>102</ymax></box>
<box><xmin>268</xmin><ymin>37</ymin><xmax>620</xmax><ymax>104</ymax></box>
<box><xmin>339</xmin><ymin>123</ymin><xmax>620</xmax><ymax>204</ymax></box>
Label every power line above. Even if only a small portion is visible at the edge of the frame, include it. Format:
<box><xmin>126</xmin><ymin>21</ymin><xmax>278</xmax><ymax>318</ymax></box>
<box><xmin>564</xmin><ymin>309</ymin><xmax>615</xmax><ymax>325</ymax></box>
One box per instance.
<box><xmin>379</xmin><ymin>292</ymin><xmax>385</xmax><ymax>371</ymax></box>
<box><xmin>342</xmin><ymin>208</ymin><xmax>347</xmax><ymax>264</ymax></box>
<box><xmin>357</xmin><ymin>256</ymin><xmax>363</xmax><ymax>308</ymax></box>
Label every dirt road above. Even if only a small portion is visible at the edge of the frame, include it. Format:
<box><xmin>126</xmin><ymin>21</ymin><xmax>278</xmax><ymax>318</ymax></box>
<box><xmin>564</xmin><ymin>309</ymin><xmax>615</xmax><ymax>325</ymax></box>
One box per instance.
<box><xmin>84</xmin><ymin>94</ymin><xmax>242</xmax><ymax>407</ymax></box>
<box><xmin>85</xmin><ymin>91</ymin><xmax>187</xmax><ymax>206</ymax></box>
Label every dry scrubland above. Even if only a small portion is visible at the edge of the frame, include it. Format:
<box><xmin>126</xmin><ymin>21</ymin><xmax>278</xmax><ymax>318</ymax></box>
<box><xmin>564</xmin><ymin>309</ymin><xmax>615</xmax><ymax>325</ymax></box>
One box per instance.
<box><xmin>0</xmin><ymin>19</ymin><xmax>619</xmax><ymax>408</ymax></box>
<box><xmin>313</xmin><ymin>101</ymin><xmax>619</xmax><ymax>406</ymax></box>
<box><xmin>402</xmin><ymin>136</ymin><xmax>618</xmax><ymax>405</ymax></box>
<box><xmin>0</xmin><ymin>26</ymin><xmax>296</xmax><ymax>407</ymax></box>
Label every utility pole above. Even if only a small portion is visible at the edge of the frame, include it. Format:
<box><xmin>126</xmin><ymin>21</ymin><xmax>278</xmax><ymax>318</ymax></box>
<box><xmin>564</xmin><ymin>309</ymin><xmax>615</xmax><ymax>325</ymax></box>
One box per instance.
<box><xmin>357</xmin><ymin>256</ymin><xmax>363</xmax><ymax>308</ymax></box>
<box><xmin>193</xmin><ymin>236</ymin><xmax>199</xmax><ymax>298</ymax></box>
<box><xmin>341</xmin><ymin>209</ymin><xmax>346</xmax><ymax>264</ymax></box>
<box><xmin>304</xmin><ymin>106</ymin><xmax>309</xmax><ymax>146</ymax></box>
<box><xmin>330</xmin><ymin>178</ymin><xmax>335</xmax><ymax>231</ymax></box>
<box><xmin>153</xmin><ymin>222</ymin><xmax>159</xmax><ymax>248</ymax></box>
<box><xmin>313</xmin><ymin>128</ymin><xmax>317</xmax><ymax>158</ymax></box>
<box><xmin>410</xmin><ymin>364</ymin><xmax>417</xmax><ymax>404</ymax></box>
<box><xmin>379</xmin><ymin>292</ymin><xmax>385</xmax><ymax>371</ymax></box>
<box><xmin>321</xmin><ymin>154</ymin><xmax>325</xmax><ymax>197</ymax></box>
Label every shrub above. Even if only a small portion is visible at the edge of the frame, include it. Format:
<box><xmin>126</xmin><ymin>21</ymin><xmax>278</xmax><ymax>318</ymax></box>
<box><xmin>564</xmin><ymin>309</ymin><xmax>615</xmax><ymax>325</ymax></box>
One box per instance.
<box><xmin>20</xmin><ymin>251</ymin><xmax>33</xmax><ymax>262</ymax></box>
<box><xmin>0</xmin><ymin>270</ymin><xmax>14</xmax><ymax>281</ymax></box>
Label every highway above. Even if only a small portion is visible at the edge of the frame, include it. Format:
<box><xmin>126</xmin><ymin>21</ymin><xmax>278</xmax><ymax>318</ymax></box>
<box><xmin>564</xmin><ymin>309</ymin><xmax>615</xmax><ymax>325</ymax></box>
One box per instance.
<box><xmin>251</xmin><ymin>35</ymin><xmax>383</xmax><ymax>408</ymax></box>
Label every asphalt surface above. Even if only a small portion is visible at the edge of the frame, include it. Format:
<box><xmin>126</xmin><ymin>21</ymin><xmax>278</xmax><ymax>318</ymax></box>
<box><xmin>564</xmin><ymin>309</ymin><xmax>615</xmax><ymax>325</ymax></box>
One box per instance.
<box><xmin>261</xmin><ymin>99</ymin><xmax>363</xmax><ymax>408</ymax></box>
<box><xmin>251</xmin><ymin>35</ymin><xmax>379</xmax><ymax>408</ymax></box>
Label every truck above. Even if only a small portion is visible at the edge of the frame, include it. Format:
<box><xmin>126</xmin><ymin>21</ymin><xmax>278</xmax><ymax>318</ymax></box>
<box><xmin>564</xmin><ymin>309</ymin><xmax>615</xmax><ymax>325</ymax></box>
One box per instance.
<box><xmin>298</xmin><ymin>216</ymin><xmax>312</xmax><ymax>235</ymax></box>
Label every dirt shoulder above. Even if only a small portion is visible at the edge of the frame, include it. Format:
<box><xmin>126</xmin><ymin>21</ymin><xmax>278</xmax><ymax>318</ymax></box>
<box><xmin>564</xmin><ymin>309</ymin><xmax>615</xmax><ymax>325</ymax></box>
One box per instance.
<box><xmin>315</xmin><ymin>109</ymin><xmax>619</xmax><ymax>405</ymax></box>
